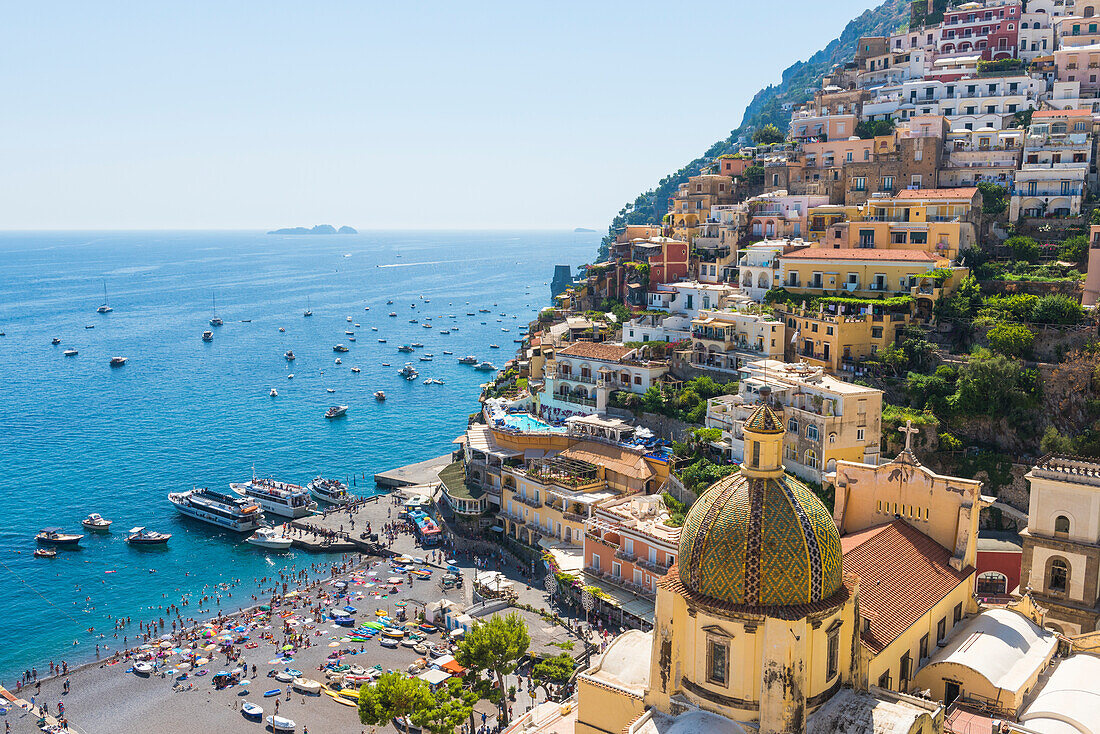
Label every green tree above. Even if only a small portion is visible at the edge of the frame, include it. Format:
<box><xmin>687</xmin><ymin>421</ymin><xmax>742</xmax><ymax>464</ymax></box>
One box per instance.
<box><xmin>1041</xmin><ymin>425</ymin><xmax>1075</xmax><ymax>455</ymax></box>
<box><xmin>976</xmin><ymin>181</ymin><xmax>1009</xmax><ymax>215</ymax></box>
<box><xmin>532</xmin><ymin>653</ymin><xmax>576</xmax><ymax>686</ymax></box>
<box><xmin>412</xmin><ymin>678</ymin><xmax>480</xmax><ymax>734</ymax></box>
<box><xmin>906</xmin><ymin>368</ymin><xmax>956</xmax><ymax>414</ymax></box>
<box><xmin>949</xmin><ymin>349</ymin><xmax>1038</xmax><ymax>420</ymax></box>
<box><xmin>1057</xmin><ymin>235</ymin><xmax>1089</xmax><ymax>264</ymax></box>
<box><xmin>753</xmin><ymin>124</ymin><xmax>785</xmax><ymax>145</ymax></box>
<box><xmin>986</xmin><ymin>322</ymin><xmax>1034</xmax><ymax>358</ymax></box>
<box><xmin>455</xmin><ymin>613</ymin><xmax>531</xmax><ymax>724</ymax></box>
<box><xmin>936</xmin><ymin>274</ymin><xmax>981</xmax><ymax>319</ymax></box>
<box><xmin>1004</xmin><ymin>236</ymin><xmax>1041</xmax><ymax>264</ymax></box>
<box><xmin>359</xmin><ymin>672</ymin><xmax>432</xmax><ymax>729</ymax></box>
<box><xmin>1031</xmin><ymin>294</ymin><xmax>1084</xmax><ymax>325</ymax></box>
<box><xmin>855</xmin><ymin>117</ymin><xmax>897</xmax><ymax>139</ymax></box>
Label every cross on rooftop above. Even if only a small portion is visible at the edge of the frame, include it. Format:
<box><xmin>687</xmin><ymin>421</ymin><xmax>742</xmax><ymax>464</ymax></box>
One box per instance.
<box><xmin>901</xmin><ymin>420</ymin><xmax>919</xmax><ymax>453</ymax></box>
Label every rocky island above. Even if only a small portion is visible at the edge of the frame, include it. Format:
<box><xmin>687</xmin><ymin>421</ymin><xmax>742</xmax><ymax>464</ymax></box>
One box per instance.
<box><xmin>267</xmin><ymin>224</ymin><xmax>357</xmax><ymax>235</ymax></box>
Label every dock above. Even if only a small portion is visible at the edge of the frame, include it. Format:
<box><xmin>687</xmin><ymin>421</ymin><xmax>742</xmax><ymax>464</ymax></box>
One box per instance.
<box><xmin>373</xmin><ymin>452</ymin><xmax>453</xmax><ymax>488</ymax></box>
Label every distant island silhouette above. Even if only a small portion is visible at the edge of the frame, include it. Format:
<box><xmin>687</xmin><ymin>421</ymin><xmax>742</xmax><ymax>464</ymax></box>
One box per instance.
<box><xmin>574</xmin><ymin>227</ymin><xmax>596</xmax><ymax>233</ymax></box>
<box><xmin>268</xmin><ymin>225</ymin><xmax>357</xmax><ymax>235</ymax></box>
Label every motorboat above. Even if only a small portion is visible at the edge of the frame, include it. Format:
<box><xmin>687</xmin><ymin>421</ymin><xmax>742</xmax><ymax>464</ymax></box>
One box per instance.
<box><xmin>458</xmin><ymin>356</ymin><xmax>478</xmax><ymax>364</ymax></box>
<box><xmin>439</xmin><ymin>330</ymin><xmax>450</xmax><ymax>335</ymax></box>
<box><xmin>246</xmin><ymin>526</ymin><xmax>293</xmax><ymax>549</ymax></box>
<box><xmin>126</xmin><ymin>527</ymin><xmax>171</xmax><ymax>545</ymax></box>
<box><xmin>52</xmin><ymin>337</ymin><xmax>61</xmax><ymax>345</ymax></box>
<box><xmin>63</xmin><ymin>348</ymin><xmax>78</xmax><ymax>356</ymax></box>
<box><xmin>335</xmin><ymin>357</ymin><xmax>342</xmax><ymax>364</ymax></box>
<box><xmin>354</xmin><ymin>322</ymin><xmax>361</xmax><ymax>326</ymax></box>
<box><xmin>351</xmin><ymin>367</ymin><xmax>361</xmax><ymax>373</ymax></box>
<box><xmin>307</xmin><ymin>477</ymin><xmax>350</xmax><ymax>505</ymax></box>
<box><xmin>109</xmin><ymin>356</ymin><xmax>127</xmax><ymax>367</ymax></box>
<box><xmin>388</xmin><ymin>312</ymin><xmax>397</xmax><ymax>317</ymax></box>
<box><xmin>209</xmin><ymin>295</ymin><xmax>223</xmax><ymax>326</ymax></box>
<box><xmin>279</xmin><ymin>327</ymin><xmax>285</xmax><ymax>333</ymax></box>
<box><xmin>371</xmin><ymin>326</ymin><xmax>378</xmax><ymax>331</ymax></box>
<box><xmin>410</xmin><ymin>342</ymin><xmax>423</xmax><ymax>348</ymax></box>
<box><xmin>85</xmin><ymin>324</ymin><xmax>95</xmax><ymax>329</ymax></box>
<box><xmin>202</xmin><ymin>330</ymin><xmax>213</xmax><ymax>342</ymax></box>
<box><xmin>168</xmin><ymin>487</ymin><xmax>264</xmax><ymax>532</ymax></box>
<box><xmin>398</xmin><ymin>364</ymin><xmax>418</xmax><ymax>380</ymax></box>
<box><xmin>287</xmin><ymin>373</ymin><xmax>294</xmax><ymax>379</ymax></box>
<box><xmin>442</xmin><ymin>350</ymin><xmax>453</xmax><ymax>355</ymax></box>
<box><xmin>479</xmin><ymin>308</ymin><xmax>490</xmax><ymax>313</ymax></box>
<box><xmin>325</xmin><ymin>405</ymin><xmax>348</xmax><ymax>419</ymax></box>
<box><xmin>241</xmin><ymin>701</ymin><xmax>263</xmax><ymax>719</ymax></box>
<box><xmin>36</xmin><ymin>528</ymin><xmax>83</xmax><ymax>546</ymax></box>
<box><xmin>397</xmin><ymin>345</ymin><xmax>413</xmax><ymax>353</ymax></box>
<box><xmin>267</xmin><ymin>715</ymin><xmax>296</xmax><ymax>732</ymax></box>
<box><xmin>409</xmin><ymin>319</ymin><xmax>418</xmax><ymax>324</ymax></box>
<box><xmin>270</xmin><ymin>388</ymin><xmax>278</xmax><ymax>397</ymax></box>
<box><xmin>349</xmin><ymin>336</ymin><xmax>356</xmax><ymax>342</ymax></box>
<box><xmin>379</xmin><ymin>637</ymin><xmax>399</xmax><ymax>648</ymax></box>
<box><xmin>418</xmin><ymin>355</ymin><xmax>433</xmax><ymax>362</ymax></box>
<box><xmin>231</xmin><ymin>472</ymin><xmax>316</xmax><ymax>518</ymax></box>
<box><xmin>285</xmin><ymin>350</ymin><xmax>295</xmax><ymax>361</ymax></box>
<box><xmin>378</xmin><ymin>338</ymin><xmax>387</xmax><ymax>343</ymax></box>
<box><xmin>97</xmin><ymin>281</ymin><xmax>113</xmax><ymax>313</ymax></box>
<box><xmin>374</xmin><ymin>391</ymin><xmax>386</xmax><ymax>401</ymax></box>
<box><xmin>34</xmin><ymin>548</ymin><xmax>56</xmax><ymax>559</ymax></box>
<box><xmin>82</xmin><ymin>513</ymin><xmax>113</xmax><ymax>531</ymax></box>
<box><xmin>474</xmin><ymin>361</ymin><xmax>496</xmax><ymax>371</ymax></box>
<box><xmin>344</xmin><ymin>330</ymin><xmax>354</xmax><ymax>336</ymax></box>
<box><xmin>346</xmin><ymin>316</ymin><xmax>353</xmax><ymax>322</ymax></box>
<box><xmin>489</xmin><ymin>344</ymin><xmax>500</xmax><ymax>349</ymax></box>
<box><xmin>133</xmin><ymin>661</ymin><xmax>154</xmax><ymax>676</ymax></box>
<box><xmin>333</xmin><ymin>344</ymin><xmax>349</xmax><ymax>353</ymax></box>
<box><xmin>327</xmin><ymin>388</ymin><xmax>336</xmax><ymax>393</ymax></box>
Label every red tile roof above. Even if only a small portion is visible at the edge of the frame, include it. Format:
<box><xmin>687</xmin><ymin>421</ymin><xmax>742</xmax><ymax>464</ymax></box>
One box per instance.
<box><xmin>841</xmin><ymin>520</ymin><xmax>973</xmax><ymax>654</ymax></box>
<box><xmin>782</xmin><ymin>248</ymin><xmax>937</xmax><ymax>262</ymax></box>
<box><xmin>557</xmin><ymin>342</ymin><xmax>634</xmax><ymax>362</ymax></box>
<box><xmin>1034</xmin><ymin>109</ymin><xmax>1092</xmax><ymax>118</ymax></box>
<box><xmin>894</xmin><ymin>187</ymin><xmax>978</xmax><ymax>200</ymax></box>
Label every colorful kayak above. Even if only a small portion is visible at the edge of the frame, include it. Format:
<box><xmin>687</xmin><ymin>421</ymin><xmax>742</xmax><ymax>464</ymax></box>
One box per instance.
<box><xmin>263</xmin><ymin>688</ymin><xmax>281</xmax><ymax>697</ymax></box>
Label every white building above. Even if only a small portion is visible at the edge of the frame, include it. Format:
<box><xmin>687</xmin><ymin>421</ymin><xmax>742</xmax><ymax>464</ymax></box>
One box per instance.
<box><xmin>687</xmin><ymin>308</ymin><xmax>785</xmax><ymax>375</ymax></box>
<box><xmin>540</xmin><ymin>341</ymin><xmax>669</xmax><ymax>420</ymax></box>
<box><xmin>643</xmin><ymin>281</ymin><xmax>737</xmax><ymax>318</ymax></box>
<box><xmin>622</xmin><ymin>313</ymin><xmax>691</xmax><ymax>344</ymax></box>
<box><xmin>1009</xmin><ymin>109</ymin><xmax>1092</xmax><ymax>219</ymax></box>
<box><xmin>738</xmin><ymin>240</ymin><xmax>797</xmax><ymax>301</ymax></box>
<box><xmin>939</xmin><ymin>126</ymin><xmax>1023</xmax><ymax>187</ymax></box>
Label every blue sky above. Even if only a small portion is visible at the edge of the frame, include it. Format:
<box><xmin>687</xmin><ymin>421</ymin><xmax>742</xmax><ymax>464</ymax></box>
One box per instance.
<box><xmin>1</xmin><ymin>1</ymin><xmax>880</xmax><ymax>230</ymax></box>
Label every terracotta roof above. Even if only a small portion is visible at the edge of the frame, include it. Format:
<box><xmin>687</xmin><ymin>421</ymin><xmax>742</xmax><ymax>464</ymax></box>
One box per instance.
<box><xmin>782</xmin><ymin>248</ymin><xmax>937</xmax><ymax>262</ymax></box>
<box><xmin>1033</xmin><ymin>108</ymin><xmax>1092</xmax><ymax>118</ymax></box>
<box><xmin>841</xmin><ymin>520</ymin><xmax>973</xmax><ymax>654</ymax></box>
<box><xmin>557</xmin><ymin>342</ymin><xmax>634</xmax><ymax>362</ymax></box>
<box><xmin>893</xmin><ymin>187</ymin><xmax>978</xmax><ymax>200</ymax></box>
<box><xmin>559</xmin><ymin>441</ymin><xmax>654</xmax><ymax>480</ymax></box>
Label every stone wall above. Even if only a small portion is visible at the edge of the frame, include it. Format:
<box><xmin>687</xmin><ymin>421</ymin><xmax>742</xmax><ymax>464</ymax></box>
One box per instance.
<box><xmin>606</xmin><ymin>406</ymin><xmax>694</xmax><ymax>442</ymax></box>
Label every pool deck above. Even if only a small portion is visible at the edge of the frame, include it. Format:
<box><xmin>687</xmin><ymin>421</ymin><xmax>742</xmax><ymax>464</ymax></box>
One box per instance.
<box><xmin>373</xmin><ymin>453</ymin><xmax>454</xmax><ymax>488</ymax></box>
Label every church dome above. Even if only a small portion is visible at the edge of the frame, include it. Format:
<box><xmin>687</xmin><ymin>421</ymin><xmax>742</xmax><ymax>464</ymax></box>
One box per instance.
<box><xmin>677</xmin><ymin>450</ymin><xmax>843</xmax><ymax>608</ymax></box>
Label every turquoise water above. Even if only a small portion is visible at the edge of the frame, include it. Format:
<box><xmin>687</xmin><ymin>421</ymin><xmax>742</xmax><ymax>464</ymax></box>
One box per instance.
<box><xmin>0</xmin><ymin>229</ymin><xmax>596</xmax><ymax>682</ymax></box>
<box><xmin>499</xmin><ymin>414</ymin><xmax>566</xmax><ymax>432</ymax></box>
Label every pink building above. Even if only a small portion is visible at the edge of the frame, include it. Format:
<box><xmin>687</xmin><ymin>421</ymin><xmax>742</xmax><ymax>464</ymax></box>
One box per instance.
<box><xmin>583</xmin><ymin>494</ymin><xmax>680</xmax><ymax>597</ymax></box>
<box><xmin>939</xmin><ymin>0</ymin><xmax>1021</xmax><ymax>61</ymax></box>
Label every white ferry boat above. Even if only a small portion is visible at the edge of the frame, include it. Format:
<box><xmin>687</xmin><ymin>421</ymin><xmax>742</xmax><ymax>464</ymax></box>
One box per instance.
<box><xmin>307</xmin><ymin>476</ymin><xmax>351</xmax><ymax>505</ymax></box>
<box><xmin>168</xmin><ymin>488</ymin><xmax>263</xmax><ymax>532</ymax></box>
<box><xmin>230</xmin><ymin>475</ymin><xmax>316</xmax><ymax>519</ymax></box>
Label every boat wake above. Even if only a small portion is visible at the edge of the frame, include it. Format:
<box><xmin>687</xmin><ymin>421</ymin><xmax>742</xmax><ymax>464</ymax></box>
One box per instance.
<box><xmin>376</xmin><ymin>258</ymin><xmax>492</xmax><ymax>269</ymax></box>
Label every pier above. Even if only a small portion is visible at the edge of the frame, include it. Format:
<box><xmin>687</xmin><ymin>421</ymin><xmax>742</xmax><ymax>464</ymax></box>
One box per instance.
<box><xmin>373</xmin><ymin>452</ymin><xmax>453</xmax><ymax>488</ymax></box>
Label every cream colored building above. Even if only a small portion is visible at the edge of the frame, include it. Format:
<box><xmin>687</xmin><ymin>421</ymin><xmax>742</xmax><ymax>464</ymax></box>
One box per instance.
<box><xmin>687</xmin><ymin>308</ymin><xmax>785</xmax><ymax>376</ymax></box>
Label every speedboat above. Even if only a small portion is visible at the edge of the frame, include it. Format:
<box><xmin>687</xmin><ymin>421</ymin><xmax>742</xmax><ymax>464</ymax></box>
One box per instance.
<box><xmin>63</xmin><ymin>348</ymin><xmax>78</xmax><ymax>356</ymax></box>
<box><xmin>418</xmin><ymin>355</ymin><xmax>433</xmax><ymax>362</ymax></box>
<box><xmin>85</xmin><ymin>324</ymin><xmax>95</xmax><ymax>329</ymax></box>
<box><xmin>458</xmin><ymin>356</ymin><xmax>478</xmax><ymax>364</ymax></box>
<box><xmin>36</xmin><ymin>528</ymin><xmax>83</xmax><ymax>545</ymax></box>
<box><xmin>398</xmin><ymin>364</ymin><xmax>418</xmax><ymax>380</ymax></box>
<box><xmin>410</xmin><ymin>342</ymin><xmax>423</xmax><ymax>348</ymax></box>
<box><xmin>287</xmin><ymin>373</ymin><xmax>294</xmax><ymax>379</ymax></box>
<box><xmin>351</xmin><ymin>366</ymin><xmax>361</xmax><ymax>373</ymax></box>
<box><xmin>126</xmin><ymin>527</ymin><xmax>171</xmax><ymax>545</ymax></box>
<box><xmin>346</xmin><ymin>316</ymin><xmax>352</xmax><ymax>322</ymax></box>
<box><xmin>374</xmin><ymin>391</ymin><xmax>386</xmax><ymax>401</ymax></box>
<box><xmin>231</xmin><ymin>472</ymin><xmax>316</xmax><ymax>518</ymax></box>
<box><xmin>333</xmin><ymin>344</ymin><xmax>349</xmax><ymax>353</ymax></box>
<box><xmin>386</xmin><ymin>299</ymin><xmax>393</xmax><ymax>304</ymax></box>
<box><xmin>388</xmin><ymin>312</ymin><xmax>397</xmax><ymax>317</ymax></box>
<box><xmin>378</xmin><ymin>338</ymin><xmax>387</xmax><ymax>343</ymax></box>
<box><xmin>270</xmin><ymin>388</ymin><xmax>278</xmax><ymax>397</ymax></box>
<box><xmin>442</xmin><ymin>350</ymin><xmax>453</xmax><ymax>355</ymax></box>
<box><xmin>82</xmin><ymin>513</ymin><xmax>113</xmax><ymax>532</ymax></box>
<box><xmin>327</xmin><ymin>388</ymin><xmax>336</xmax><ymax>393</ymax></box>
<box><xmin>344</xmin><ymin>331</ymin><xmax>354</xmax><ymax>336</ymax></box>
<box><xmin>52</xmin><ymin>337</ymin><xmax>61</xmax><ymax>345</ymax></box>
<box><xmin>267</xmin><ymin>715</ymin><xmax>296</xmax><ymax>732</ymax></box>
<box><xmin>168</xmin><ymin>487</ymin><xmax>264</xmax><ymax>532</ymax></box>
<box><xmin>479</xmin><ymin>308</ymin><xmax>490</xmax><ymax>313</ymax></box>
<box><xmin>109</xmin><ymin>356</ymin><xmax>127</xmax><ymax>367</ymax></box>
<box><xmin>246</xmin><ymin>527</ymin><xmax>293</xmax><ymax>550</ymax></box>
<box><xmin>334</xmin><ymin>357</ymin><xmax>342</xmax><ymax>364</ymax></box>
<box><xmin>354</xmin><ymin>322</ymin><xmax>361</xmax><ymax>326</ymax></box>
<box><xmin>279</xmin><ymin>327</ymin><xmax>286</xmax><ymax>333</ymax></box>
<box><xmin>439</xmin><ymin>330</ymin><xmax>450</xmax><ymax>335</ymax></box>
<box><xmin>285</xmin><ymin>351</ymin><xmax>295</xmax><ymax>361</ymax></box>
<box><xmin>489</xmin><ymin>344</ymin><xmax>500</xmax><ymax>349</ymax></box>
<box><xmin>34</xmin><ymin>548</ymin><xmax>57</xmax><ymax>559</ymax></box>
<box><xmin>474</xmin><ymin>361</ymin><xmax>496</xmax><ymax>371</ymax></box>
<box><xmin>349</xmin><ymin>336</ymin><xmax>356</xmax><ymax>342</ymax></box>
<box><xmin>307</xmin><ymin>477</ymin><xmax>350</xmax><ymax>505</ymax></box>
<box><xmin>397</xmin><ymin>345</ymin><xmax>413</xmax><ymax>353</ymax></box>
<box><xmin>325</xmin><ymin>405</ymin><xmax>348</xmax><ymax>419</ymax></box>
<box><xmin>202</xmin><ymin>330</ymin><xmax>213</xmax><ymax>342</ymax></box>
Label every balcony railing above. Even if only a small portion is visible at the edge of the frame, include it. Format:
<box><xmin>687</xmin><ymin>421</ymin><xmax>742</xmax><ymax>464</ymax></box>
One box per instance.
<box><xmin>558</xmin><ymin>393</ymin><xmax>596</xmax><ymax>407</ymax></box>
<box><xmin>516</xmin><ymin>494</ymin><xmax>542</xmax><ymax>509</ymax></box>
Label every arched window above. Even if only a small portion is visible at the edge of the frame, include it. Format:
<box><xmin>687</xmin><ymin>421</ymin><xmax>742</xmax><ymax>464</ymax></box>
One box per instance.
<box><xmin>977</xmin><ymin>571</ymin><xmax>1008</xmax><ymax>595</ymax></box>
<box><xmin>1055</xmin><ymin>515</ymin><xmax>1071</xmax><ymax>535</ymax></box>
<box><xmin>1049</xmin><ymin>558</ymin><xmax>1069</xmax><ymax>593</ymax></box>
<box><xmin>757</xmin><ymin>272</ymin><xmax>769</xmax><ymax>289</ymax></box>
<box><xmin>829</xmin><ymin>432</ymin><xmax>837</xmax><ymax>444</ymax></box>
<box><xmin>826</xmin><ymin>458</ymin><xmax>837</xmax><ymax>473</ymax></box>
<box><xmin>1085</xmin><ymin>6</ymin><xmax>1095</xmax><ymax>17</ymax></box>
<box><xmin>806</xmin><ymin>449</ymin><xmax>819</xmax><ymax>470</ymax></box>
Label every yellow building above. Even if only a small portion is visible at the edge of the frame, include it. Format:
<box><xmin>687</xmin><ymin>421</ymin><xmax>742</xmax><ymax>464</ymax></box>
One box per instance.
<box><xmin>779</xmin><ymin>300</ymin><xmax>912</xmax><ymax>375</ymax></box>
<box><xmin>778</xmin><ymin>247</ymin><xmax>949</xmax><ymax>299</ymax></box>
<box><xmin>670</xmin><ymin>174</ymin><xmax>735</xmax><ymax>243</ymax></box>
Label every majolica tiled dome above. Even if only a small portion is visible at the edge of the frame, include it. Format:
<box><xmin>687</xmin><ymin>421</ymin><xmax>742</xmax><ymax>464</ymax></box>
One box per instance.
<box><xmin>677</xmin><ymin>471</ymin><xmax>843</xmax><ymax>608</ymax></box>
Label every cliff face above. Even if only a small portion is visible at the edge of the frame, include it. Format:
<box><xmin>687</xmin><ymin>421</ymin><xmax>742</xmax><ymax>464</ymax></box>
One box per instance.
<box><xmin>600</xmin><ymin>0</ymin><xmax>912</xmax><ymax>254</ymax></box>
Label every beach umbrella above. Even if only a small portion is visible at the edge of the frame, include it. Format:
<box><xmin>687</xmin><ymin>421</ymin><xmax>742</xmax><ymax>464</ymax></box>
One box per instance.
<box><xmin>160</xmin><ymin>642</ymin><xmax>173</xmax><ymax>649</ymax></box>
<box><xmin>160</xmin><ymin>633</ymin><xmax>172</xmax><ymax>640</ymax></box>
<box><xmin>177</xmin><ymin>662</ymin><xmax>191</xmax><ymax>671</ymax></box>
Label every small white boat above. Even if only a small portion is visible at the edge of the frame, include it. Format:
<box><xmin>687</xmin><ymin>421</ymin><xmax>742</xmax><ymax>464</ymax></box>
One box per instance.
<box><xmin>202</xmin><ymin>330</ymin><xmax>213</xmax><ymax>342</ymax></box>
<box><xmin>278</xmin><ymin>327</ymin><xmax>286</xmax><ymax>333</ymax></box>
<box><xmin>325</xmin><ymin>405</ymin><xmax>348</xmax><ymax>419</ymax></box>
<box><xmin>133</xmin><ymin>661</ymin><xmax>154</xmax><ymax>676</ymax></box>
<box><xmin>287</xmin><ymin>373</ymin><xmax>294</xmax><ymax>379</ymax></box>
<box><xmin>351</xmin><ymin>367</ymin><xmax>361</xmax><ymax>373</ymax></box>
<box><xmin>334</xmin><ymin>358</ymin><xmax>342</xmax><ymax>365</ymax></box>
<box><xmin>267</xmin><ymin>715</ymin><xmax>296</xmax><ymax>732</ymax></box>
<box><xmin>327</xmin><ymin>388</ymin><xmax>336</xmax><ymax>393</ymax></box>
<box><xmin>246</xmin><ymin>527</ymin><xmax>293</xmax><ymax>550</ymax></box>
<box><xmin>109</xmin><ymin>356</ymin><xmax>127</xmax><ymax>367</ymax></box>
<box><xmin>270</xmin><ymin>388</ymin><xmax>278</xmax><ymax>397</ymax></box>
<box><xmin>63</xmin><ymin>348</ymin><xmax>78</xmax><ymax>356</ymax></box>
<box><xmin>241</xmin><ymin>701</ymin><xmax>263</xmax><ymax>718</ymax></box>
<box><xmin>346</xmin><ymin>316</ymin><xmax>352</xmax><ymax>322</ymax></box>
<box><xmin>291</xmin><ymin>677</ymin><xmax>321</xmax><ymax>694</ymax></box>
<box><xmin>274</xmin><ymin>670</ymin><xmax>294</xmax><ymax>683</ymax></box>
<box><xmin>82</xmin><ymin>514</ymin><xmax>112</xmax><ymax>531</ymax></box>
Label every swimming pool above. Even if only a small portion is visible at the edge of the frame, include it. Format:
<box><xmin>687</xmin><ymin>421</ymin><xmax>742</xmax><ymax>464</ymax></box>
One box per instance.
<box><xmin>499</xmin><ymin>413</ymin><xmax>567</xmax><ymax>432</ymax></box>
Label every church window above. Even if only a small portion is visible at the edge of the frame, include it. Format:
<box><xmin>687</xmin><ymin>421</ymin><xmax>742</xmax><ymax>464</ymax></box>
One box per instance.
<box><xmin>1049</xmin><ymin>558</ymin><xmax>1069</xmax><ymax>593</ymax></box>
<box><xmin>751</xmin><ymin>441</ymin><xmax>760</xmax><ymax>468</ymax></box>
<box><xmin>1055</xmin><ymin>515</ymin><xmax>1070</xmax><ymax>535</ymax></box>
<box><xmin>706</xmin><ymin>637</ymin><xmax>729</xmax><ymax>687</ymax></box>
<box><xmin>827</xmin><ymin>631</ymin><xmax>839</xmax><ymax>679</ymax></box>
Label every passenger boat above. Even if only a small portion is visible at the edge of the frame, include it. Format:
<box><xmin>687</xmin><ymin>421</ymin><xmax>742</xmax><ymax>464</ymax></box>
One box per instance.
<box><xmin>333</xmin><ymin>344</ymin><xmax>349</xmax><ymax>353</ymax></box>
<box><xmin>36</xmin><ymin>528</ymin><xmax>84</xmax><ymax>546</ymax></box>
<box><xmin>82</xmin><ymin>513</ymin><xmax>113</xmax><ymax>531</ymax></box>
<box><xmin>33</xmin><ymin>548</ymin><xmax>57</xmax><ymax>559</ymax></box>
<box><xmin>307</xmin><ymin>477</ymin><xmax>350</xmax><ymax>505</ymax></box>
<box><xmin>202</xmin><ymin>330</ymin><xmax>213</xmax><ymax>342</ymax></box>
<box><xmin>209</xmin><ymin>295</ymin><xmax>223</xmax><ymax>327</ymax></box>
<box><xmin>373</xmin><ymin>391</ymin><xmax>386</xmax><ymax>401</ymax></box>
<box><xmin>231</xmin><ymin>473</ymin><xmax>316</xmax><ymax>518</ymax></box>
<box><xmin>398</xmin><ymin>364</ymin><xmax>419</xmax><ymax>380</ymax></box>
<box><xmin>245</xmin><ymin>527</ymin><xmax>293</xmax><ymax>550</ymax></box>
<box><xmin>285</xmin><ymin>350</ymin><xmax>295</xmax><ymax>361</ymax></box>
<box><xmin>126</xmin><ymin>527</ymin><xmax>171</xmax><ymax>545</ymax></box>
<box><xmin>325</xmin><ymin>405</ymin><xmax>348</xmax><ymax>419</ymax></box>
<box><xmin>168</xmin><ymin>487</ymin><xmax>264</xmax><ymax>532</ymax></box>
<box><xmin>64</xmin><ymin>348</ymin><xmax>78</xmax><ymax>356</ymax></box>
<box><xmin>109</xmin><ymin>356</ymin><xmax>127</xmax><ymax>367</ymax></box>
<box><xmin>458</xmin><ymin>356</ymin><xmax>478</xmax><ymax>364</ymax></box>
<box><xmin>397</xmin><ymin>345</ymin><xmax>413</xmax><ymax>353</ymax></box>
<box><xmin>97</xmin><ymin>281</ymin><xmax>113</xmax><ymax>313</ymax></box>
<box><xmin>474</xmin><ymin>361</ymin><xmax>496</xmax><ymax>371</ymax></box>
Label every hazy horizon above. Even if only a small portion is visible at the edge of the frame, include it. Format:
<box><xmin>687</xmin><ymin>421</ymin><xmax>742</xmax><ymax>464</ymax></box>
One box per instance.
<box><xmin>4</xmin><ymin>1</ymin><xmax>880</xmax><ymax>230</ymax></box>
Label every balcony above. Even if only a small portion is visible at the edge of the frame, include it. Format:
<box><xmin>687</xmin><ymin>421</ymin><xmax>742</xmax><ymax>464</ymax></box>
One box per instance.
<box><xmin>516</xmin><ymin>494</ymin><xmax>542</xmax><ymax>509</ymax></box>
<box><xmin>1011</xmin><ymin>185</ymin><xmax>1085</xmax><ymax>196</ymax></box>
<box><xmin>558</xmin><ymin>393</ymin><xmax>596</xmax><ymax>407</ymax></box>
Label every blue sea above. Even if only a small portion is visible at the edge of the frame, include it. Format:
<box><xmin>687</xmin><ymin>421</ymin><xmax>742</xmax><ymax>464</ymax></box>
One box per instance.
<box><xmin>0</xmin><ymin>229</ymin><xmax>597</xmax><ymax>682</ymax></box>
